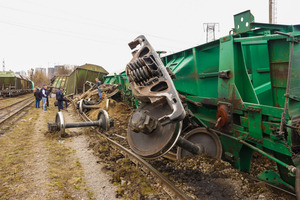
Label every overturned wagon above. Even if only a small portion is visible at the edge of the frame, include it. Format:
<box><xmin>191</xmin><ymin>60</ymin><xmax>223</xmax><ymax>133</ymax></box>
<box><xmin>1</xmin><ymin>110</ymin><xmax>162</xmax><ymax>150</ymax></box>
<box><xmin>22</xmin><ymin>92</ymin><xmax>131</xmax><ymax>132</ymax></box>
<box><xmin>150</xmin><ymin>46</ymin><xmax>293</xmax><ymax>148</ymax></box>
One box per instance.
<box><xmin>125</xmin><ymin>10</ymin><xmax>300</xmax><ymax>196</ymax></box>
<box><xmin>51</xmin><ymin>64</ymin><xmax>108</xmax><ymax>96</ymax></box>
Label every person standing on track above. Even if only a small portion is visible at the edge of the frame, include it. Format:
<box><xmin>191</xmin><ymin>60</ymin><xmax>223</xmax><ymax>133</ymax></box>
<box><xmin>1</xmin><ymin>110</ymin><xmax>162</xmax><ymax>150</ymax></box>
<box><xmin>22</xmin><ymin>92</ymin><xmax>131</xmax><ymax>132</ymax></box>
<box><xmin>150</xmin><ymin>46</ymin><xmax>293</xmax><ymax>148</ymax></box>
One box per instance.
<box><xmin>34</xmin><ymin>87</ymin><xmax>42</xmax><ymax>108</ymax></box>
<box><xmin>41</xmin><ymin>84</ymin><xmax>48</xmax><ymax>111</ymax></box>
<box><xmin>56</xmin><ymin>87</ymin><xmax>64</xmax><ymax>111</ymax></box>
<box><xmin>95</xmin><ymin>78</ymin><xmax>102</xmax><ymax>100</ymax></box>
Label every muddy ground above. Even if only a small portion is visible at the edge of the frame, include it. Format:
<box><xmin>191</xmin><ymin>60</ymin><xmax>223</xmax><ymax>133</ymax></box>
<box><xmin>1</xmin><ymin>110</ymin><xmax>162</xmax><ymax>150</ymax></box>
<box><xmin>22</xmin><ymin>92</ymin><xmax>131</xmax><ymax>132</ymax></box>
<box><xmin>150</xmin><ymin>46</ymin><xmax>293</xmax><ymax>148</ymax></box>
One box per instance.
<box><xmin>79</xmin><ymin>88</ymin><xmax>296</xmax><ymax>200</ymax></box>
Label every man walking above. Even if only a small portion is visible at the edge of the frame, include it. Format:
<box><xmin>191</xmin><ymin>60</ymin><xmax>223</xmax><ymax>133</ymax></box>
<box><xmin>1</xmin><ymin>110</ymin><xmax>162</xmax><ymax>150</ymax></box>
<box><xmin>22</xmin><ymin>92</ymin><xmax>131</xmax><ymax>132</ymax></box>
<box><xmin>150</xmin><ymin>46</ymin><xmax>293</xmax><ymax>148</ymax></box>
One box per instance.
<box><xmin>56</xmin><ymin>87</ymin><xmax>64</xmax><ymax>111</ymax></box>
<box><xmin>95</xmin><ymin>78</ymin><xmax>102</xmax><ymax>99</ymax></box>
<box><xmin>41</xmin><ymin>84</ymin><xmax>48</xmax><ymax>111</ymax></box>
<box><xmin>34</xmin><ymin>88</ymin><xmax>42</xmax><ymax>108</ymax></box>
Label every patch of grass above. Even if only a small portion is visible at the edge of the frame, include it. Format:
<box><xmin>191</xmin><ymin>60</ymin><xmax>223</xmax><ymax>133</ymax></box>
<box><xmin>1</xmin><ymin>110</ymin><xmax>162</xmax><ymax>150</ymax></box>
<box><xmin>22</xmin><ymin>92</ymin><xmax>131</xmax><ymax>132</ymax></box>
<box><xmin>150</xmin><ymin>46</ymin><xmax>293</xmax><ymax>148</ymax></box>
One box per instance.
<box><xmin>0</xmin><ymin>108</ymin><xmax>39</xmax><ymax>199</ymax></box>
<box><xmin>44</xmin><ymin>99</ymin><xmax>94</xmax><ymax>199</ymax></box>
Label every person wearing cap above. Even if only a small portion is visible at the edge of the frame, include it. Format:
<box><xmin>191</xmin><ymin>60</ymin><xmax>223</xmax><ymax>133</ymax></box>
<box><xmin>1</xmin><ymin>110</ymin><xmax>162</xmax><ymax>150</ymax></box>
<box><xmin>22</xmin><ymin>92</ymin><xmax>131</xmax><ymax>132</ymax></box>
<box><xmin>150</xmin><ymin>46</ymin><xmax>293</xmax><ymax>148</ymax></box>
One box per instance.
<box><xmin>41</xmin><ymin>84</ymin><xmax>48</xmax><ymax>111</ymax></box>
<box><xmin>95</xmin><ymin>78</ymin><xmax>102</xmax><ymax>99</ymax></box>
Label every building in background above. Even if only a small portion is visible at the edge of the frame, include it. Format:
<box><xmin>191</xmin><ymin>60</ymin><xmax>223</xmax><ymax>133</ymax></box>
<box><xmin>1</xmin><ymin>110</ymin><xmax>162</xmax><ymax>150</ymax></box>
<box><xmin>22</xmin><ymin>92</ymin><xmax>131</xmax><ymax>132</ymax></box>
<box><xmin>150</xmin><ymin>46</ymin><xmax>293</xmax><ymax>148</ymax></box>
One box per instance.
<box><xmin>35</xmin><ymin>67</ymin><xmax>47</xmax><ymax>75</ymax></box>
<box><xmin>48</xmin><ymin>67</ymin><xmax>55</xmax><ymax>79</ymax></box>
<box><xmin>15</xmin><ymin>70</ymin><xmax>27</xmax><ymax>77</ymax></box>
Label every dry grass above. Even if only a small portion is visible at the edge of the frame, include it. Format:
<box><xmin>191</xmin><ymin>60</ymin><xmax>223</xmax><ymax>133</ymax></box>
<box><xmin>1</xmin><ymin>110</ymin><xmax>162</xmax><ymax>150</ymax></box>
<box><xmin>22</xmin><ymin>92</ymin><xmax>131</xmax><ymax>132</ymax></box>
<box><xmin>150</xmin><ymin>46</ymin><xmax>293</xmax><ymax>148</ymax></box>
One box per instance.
<box><xmin>0</xmin><ymin>109</ymin><xmax>38</xmax><ymax>199</ymax></box>
<box><xmin>43</xmin><ymin>100</ymin><xmax>93</xmax><ymax>199</ymax></box>
<box><xmin>0</xmin><ymin>99</ymin><xmax>93</xmax><ymax>199</ymax></box>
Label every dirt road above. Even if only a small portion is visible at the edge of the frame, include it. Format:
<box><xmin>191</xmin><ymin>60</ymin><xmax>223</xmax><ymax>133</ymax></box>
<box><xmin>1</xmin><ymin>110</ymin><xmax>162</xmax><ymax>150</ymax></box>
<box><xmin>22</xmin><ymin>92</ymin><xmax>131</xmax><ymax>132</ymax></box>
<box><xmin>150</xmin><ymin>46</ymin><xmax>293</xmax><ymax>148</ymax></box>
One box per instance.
<box><xmin>0</xmin><ymin>98</ymin><xmax>117</xmax><ymax>199</ymax></box>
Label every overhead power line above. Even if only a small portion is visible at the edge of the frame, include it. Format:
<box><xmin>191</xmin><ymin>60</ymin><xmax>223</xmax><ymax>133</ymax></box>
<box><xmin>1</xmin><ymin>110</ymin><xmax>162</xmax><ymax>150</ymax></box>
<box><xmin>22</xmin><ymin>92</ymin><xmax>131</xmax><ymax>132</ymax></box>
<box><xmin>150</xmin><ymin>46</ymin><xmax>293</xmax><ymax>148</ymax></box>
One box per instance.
<box><xmin>0</xmin><ymin>2</ymin><xmax>195</xmax><ymax>46</ymax></box>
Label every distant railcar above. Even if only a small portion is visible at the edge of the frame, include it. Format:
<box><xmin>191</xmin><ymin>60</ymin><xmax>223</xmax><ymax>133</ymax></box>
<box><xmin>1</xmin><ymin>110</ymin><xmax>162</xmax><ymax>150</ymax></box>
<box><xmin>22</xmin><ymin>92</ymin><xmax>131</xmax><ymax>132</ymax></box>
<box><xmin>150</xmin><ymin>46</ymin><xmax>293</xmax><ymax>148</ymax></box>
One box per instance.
<box><xmin>50</xmin><ymin>64</ymin><xmax>109</xmax><ymax>96</ymax></box>
<box><xmin>0</xmin><ymin>71</ymin><xmax>33</xmax><ymax>97</ymax></box>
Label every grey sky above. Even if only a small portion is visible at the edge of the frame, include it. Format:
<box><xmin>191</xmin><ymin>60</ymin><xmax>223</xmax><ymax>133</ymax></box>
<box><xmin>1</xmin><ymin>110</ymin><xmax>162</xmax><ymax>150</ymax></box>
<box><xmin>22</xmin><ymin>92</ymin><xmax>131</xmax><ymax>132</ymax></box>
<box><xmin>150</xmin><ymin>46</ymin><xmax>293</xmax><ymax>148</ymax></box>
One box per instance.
<box><xmin>0</xmin><ymin>0</ymin><xmax>298</xmax><ymax>74</ymax></box>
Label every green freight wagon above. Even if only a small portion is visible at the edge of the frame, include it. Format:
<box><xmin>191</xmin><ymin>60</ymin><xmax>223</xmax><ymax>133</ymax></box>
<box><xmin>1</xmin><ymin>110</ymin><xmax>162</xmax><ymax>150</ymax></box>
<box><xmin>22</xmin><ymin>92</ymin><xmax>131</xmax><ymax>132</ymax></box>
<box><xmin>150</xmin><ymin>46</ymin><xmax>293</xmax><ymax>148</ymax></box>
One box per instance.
<box><xmin>0</xmin><ymin>71</ymin><xmax>33</xmax><ymax>96</ymax></box>
<box><xmin>104</xmin><ymin>71</ymin><xmax>138</xmax><ymax>107</ymax></box>
<box><xmin>163</xmin><ymin>11</ymin><xmax>300</xmax><ymax>191</ymax></box>
<box><xmin>124</xmin><ymin>10</ymin><xmax>300</xmax><ymax>196</ymax></box>
<box><xmin>51</xmin><ymin>75</ymin><xmax>69</xmax><ymax>90</ymax></box>
<box><xmin>51</xmin><ymin>64</ymin><xmax>109</xmax><ymax>95</ymax></box>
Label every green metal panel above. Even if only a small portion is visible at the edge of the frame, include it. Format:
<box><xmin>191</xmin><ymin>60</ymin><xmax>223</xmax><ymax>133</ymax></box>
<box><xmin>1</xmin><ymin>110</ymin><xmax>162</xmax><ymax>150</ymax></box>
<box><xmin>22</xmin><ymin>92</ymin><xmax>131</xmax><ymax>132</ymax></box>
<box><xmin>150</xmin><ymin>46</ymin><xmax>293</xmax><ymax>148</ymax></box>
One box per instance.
<box><xmin>288</xmin><ymin>41</ymin><xmax>300</xmax><ymax>117</ymax></box>
<box><xmin>268</xmin><ymin>39</ymin><xmax>289</xmax><ymax>108</ymax></box>
<box><xmin>66</xmin><ymin>73</ymin><xmax>75</xmax><ymax>95</ymax></box>
<box><xmin>160</xmin><ymin>11</ymin><xmax>300</xmax><ymax>188</ymax></box>
<box><xmin>233</xmin><ymin>10</ymin><xmax>254</xmax><ymax>34</ymax></box>
<box><xmin>163</xmin><ymin>40</ymin><xmax>219</xmax><ymax>98</ymax></box>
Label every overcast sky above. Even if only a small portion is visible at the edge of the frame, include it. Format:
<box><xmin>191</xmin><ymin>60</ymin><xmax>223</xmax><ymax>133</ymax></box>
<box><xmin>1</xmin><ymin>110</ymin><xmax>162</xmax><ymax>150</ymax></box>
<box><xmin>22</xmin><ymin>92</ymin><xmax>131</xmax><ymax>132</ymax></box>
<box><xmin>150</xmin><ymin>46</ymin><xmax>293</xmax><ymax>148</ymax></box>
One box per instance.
<box><xmin>0</xmin><ymin>0</ymin><xmax>299</xmax><ymax>74</ymax></box>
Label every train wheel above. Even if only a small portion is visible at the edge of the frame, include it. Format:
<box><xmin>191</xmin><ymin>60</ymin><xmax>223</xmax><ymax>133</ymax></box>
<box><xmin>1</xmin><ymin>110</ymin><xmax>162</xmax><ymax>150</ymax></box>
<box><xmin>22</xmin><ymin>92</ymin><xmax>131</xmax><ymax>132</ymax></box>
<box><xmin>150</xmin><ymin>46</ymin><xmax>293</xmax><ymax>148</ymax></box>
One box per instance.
<box><xmin>177</xmin><ymin>128</ymin><xmax>222</xmax><ymax>159</ymax></box>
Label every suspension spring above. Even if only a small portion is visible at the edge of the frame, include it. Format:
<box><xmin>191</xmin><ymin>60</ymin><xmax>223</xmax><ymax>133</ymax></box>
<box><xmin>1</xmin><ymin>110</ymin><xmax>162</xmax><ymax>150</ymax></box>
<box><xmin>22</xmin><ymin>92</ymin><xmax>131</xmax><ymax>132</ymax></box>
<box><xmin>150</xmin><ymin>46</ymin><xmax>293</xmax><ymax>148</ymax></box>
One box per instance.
<box><xmin>127</xmin><ymin>58</ymin><xmax>155</xmax><ymax>86</ymax></box>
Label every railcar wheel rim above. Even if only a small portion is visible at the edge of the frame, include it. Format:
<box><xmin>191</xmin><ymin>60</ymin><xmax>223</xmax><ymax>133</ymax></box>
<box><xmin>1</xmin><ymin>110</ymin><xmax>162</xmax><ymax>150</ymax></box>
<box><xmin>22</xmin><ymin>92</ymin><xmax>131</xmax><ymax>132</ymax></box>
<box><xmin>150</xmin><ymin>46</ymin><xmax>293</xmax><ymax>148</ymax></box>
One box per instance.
<box><xmin>79</xmin><ymin>99</ymin><xmax>84</xmax><ymax>114</ymax></box>
<box><xmin>55</xmin><ymin>111</ymin><xmax>65</xmax><ymax>136</ymax></box>
<box><xmin>97</xmin><ymin>110</ymin><xmax>110</xmax><ymax>131</ymax></box>
<box><xmin>177</xmin><ymin>128</ymin><xmax>222</xmax><ymax>160</ymax></box>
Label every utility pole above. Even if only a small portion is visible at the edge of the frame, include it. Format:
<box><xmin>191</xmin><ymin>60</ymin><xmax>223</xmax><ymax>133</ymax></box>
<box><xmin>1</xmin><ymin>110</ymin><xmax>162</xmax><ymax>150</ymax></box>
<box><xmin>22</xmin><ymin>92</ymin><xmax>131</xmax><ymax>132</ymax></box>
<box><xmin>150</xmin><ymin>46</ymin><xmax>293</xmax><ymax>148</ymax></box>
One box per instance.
<box><xmin>203</xmin><ymin>23</ymin><xmax>219</xmax><ymax>43</ymax></box>
<box><xmin>269</xmin><ymin>0</ymin><xmax>277</xmax><ymax>24</ymax></box>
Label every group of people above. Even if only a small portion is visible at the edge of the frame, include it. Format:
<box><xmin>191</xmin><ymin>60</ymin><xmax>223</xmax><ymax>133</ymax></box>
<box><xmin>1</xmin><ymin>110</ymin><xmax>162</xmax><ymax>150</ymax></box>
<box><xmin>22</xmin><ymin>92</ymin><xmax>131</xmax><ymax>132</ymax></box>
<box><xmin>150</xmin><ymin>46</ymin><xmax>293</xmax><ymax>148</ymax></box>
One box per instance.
<box><xmin>34</xmin><ymin>84</ymin><xmax>68</xmax><ymax>112</ymax></box>
<box><xmin>33</xmin><ymin>84</ymin><xmax>51</xmax><ymax>111</ymax></box>
<box><xmin>34</xmin><ymin>78</ymin><xmax>101</xmax><ymax>112</ymax></box>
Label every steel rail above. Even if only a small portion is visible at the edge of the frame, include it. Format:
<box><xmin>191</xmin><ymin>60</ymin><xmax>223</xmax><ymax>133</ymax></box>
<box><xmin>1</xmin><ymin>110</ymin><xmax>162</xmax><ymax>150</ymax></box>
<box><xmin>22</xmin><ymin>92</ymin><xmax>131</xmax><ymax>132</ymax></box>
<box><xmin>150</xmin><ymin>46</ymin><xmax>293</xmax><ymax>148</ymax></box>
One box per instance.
<box><xmin>72</xmin><ymin>100</ymin><xmax>298</xmax><ymax>199</ymax></box>
<box><xmin>73</xmin><ymin>103</ymin><xmax>191</xmax><ymax>200</ymax></box>
<box><xmin>246</xmin><ymin>174</ymin><xmax>296</xmax><ymax>197</ymax></box>
<box><xmin>0</xmin><ymin>96</ymin><xmax>34</xmax><ymax>111</ymax></box>
<box><xmin>0</xmin><ymin>97</ymin><xmax>34</xmax><ymax>124</ymax></box>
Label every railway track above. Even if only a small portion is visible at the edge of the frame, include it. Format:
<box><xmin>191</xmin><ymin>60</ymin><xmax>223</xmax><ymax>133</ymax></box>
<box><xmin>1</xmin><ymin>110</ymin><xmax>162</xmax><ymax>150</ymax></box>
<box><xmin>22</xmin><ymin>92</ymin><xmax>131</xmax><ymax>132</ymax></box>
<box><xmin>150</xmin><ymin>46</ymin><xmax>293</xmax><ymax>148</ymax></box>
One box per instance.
<box><xmin>0</xmin><ymin>96</ymin><xmax>34</xmax><ymax>125</ymax></box>
<box><xmin>71</xmin><ymin>100</ymin><xmax>296</xmax><ymax>199</ymax></box>
<box><xmin>74</xmin><ymin>106</ymin><xmax>191</xmax><ymax>200</ymax></box>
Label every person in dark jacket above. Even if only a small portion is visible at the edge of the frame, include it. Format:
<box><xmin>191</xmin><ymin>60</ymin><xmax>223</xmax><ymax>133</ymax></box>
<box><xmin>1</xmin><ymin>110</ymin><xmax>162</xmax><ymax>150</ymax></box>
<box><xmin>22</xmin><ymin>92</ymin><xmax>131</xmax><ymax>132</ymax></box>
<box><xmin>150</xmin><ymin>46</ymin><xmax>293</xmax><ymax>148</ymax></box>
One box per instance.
<box><xmin>34</xmin><ymin>88</ymin><xmax>42</xmax><ymax>108</ymax></box>
<box><xmin>46</xmin><ymin>87</ymin><xmax>52</xmax><ymax>107</ymax></box>
<box><xmin>56</xmin><ymin>87</ymin><xmax>64</xmax><ymax>111</ymax></box>
<box><xmin>41</xmin><ymin>84</ymin><xmax>48</xmax><ymax>111</ymax></box>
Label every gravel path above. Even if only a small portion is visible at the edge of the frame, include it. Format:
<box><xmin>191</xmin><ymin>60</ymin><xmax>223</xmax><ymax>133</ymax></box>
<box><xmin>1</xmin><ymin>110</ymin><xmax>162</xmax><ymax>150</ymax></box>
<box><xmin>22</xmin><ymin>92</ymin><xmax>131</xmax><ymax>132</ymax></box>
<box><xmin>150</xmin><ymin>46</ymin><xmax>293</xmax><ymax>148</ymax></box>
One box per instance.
<box><xmin>25</xmin><ymin>110</ymin><xmax>50</xmax><ymax>199</ymax></box>
<box><xmin>62</xmin><ymin>107</ymin><xmax>117</xmax><ymax>200</ymax></box>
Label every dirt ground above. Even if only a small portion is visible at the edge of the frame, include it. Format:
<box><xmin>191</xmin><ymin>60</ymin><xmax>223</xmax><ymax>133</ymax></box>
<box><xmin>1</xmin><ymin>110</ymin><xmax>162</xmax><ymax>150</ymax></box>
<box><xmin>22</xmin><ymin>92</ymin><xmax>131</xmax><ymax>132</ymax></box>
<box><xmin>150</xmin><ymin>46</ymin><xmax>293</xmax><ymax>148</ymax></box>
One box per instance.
<box><xmin>0</xmin><ymin>91</ymin><xmax>297</xmax><ymax>200</ymax></box>
<box><xmin>79</xmin><ymin>88</ymin><xmax>297</xmax><ymax>200</ymax></box>
<box><xmin>0</xmin><ymin>97</ymin><xmax>118</xmax><ymax>200</ymax></box>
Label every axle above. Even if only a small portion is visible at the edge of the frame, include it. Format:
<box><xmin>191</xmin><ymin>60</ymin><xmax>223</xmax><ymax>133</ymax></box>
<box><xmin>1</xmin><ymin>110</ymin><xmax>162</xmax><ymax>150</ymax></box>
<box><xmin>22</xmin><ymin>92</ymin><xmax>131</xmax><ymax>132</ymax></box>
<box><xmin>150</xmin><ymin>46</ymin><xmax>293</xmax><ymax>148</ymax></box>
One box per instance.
<box><xmin>65</xmin><ymin>121</ymin><xmax>100</xmax><ymax>128</ymax></box>
<box><xmin>48</xmin><ymin>110</ymin><xmax>113</xmax><ymax>136</ymax></box>
<box><xmin>176</xmin><ymin>136</ymin><xmax>204</xmax><ymax>155</ymax></box>
<box><xmin>78</xmin><ymin>99</ymin><xmax>101</xmax><ymax>113</ymax></box>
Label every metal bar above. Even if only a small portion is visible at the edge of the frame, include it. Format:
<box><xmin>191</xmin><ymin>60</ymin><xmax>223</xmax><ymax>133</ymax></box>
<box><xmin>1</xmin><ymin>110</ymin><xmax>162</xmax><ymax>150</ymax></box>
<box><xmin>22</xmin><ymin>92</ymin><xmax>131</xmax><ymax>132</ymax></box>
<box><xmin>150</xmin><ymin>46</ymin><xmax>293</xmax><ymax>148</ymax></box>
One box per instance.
<box><xmin>84</xmin><ymin>105</ymin><xmax>101</xmax><ymax>109</ymax></box>
<box><xmin>65</xmin><ymin>121</ymin><xmax>99</xmax><ymax>128</ymax></box>
<box><xmin>176</xmin><ymin>136</ymin><xmax>203</xmax><ymax>155</ymax></box>
<box><xmin>276</xmin><ymin>31</ymin><xmax>295</xmax><ymax>135</ymax></box>
<box><xmin>198</xmin><ymin>72</ymin><xmax>219</xmax><ymax>79</ymax></box>
<box><xmin>210</xmin><ymin>128</ymin><xmax>296</xmax><ymax>174</ymax></box>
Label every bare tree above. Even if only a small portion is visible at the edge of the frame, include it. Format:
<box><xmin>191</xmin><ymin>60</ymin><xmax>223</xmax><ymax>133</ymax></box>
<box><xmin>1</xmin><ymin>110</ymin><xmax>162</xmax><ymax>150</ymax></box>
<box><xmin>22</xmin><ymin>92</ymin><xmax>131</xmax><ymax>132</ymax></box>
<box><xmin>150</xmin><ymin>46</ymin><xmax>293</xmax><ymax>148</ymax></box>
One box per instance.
<box><xmin>32</xmin><ymin>70</ymin><xmax>49</xmax><ymax>87</ymax></box>
<box><xmin>55</xmin><ymin>65</ymin><xmax>72</xmax><ymax>76</ymax></box>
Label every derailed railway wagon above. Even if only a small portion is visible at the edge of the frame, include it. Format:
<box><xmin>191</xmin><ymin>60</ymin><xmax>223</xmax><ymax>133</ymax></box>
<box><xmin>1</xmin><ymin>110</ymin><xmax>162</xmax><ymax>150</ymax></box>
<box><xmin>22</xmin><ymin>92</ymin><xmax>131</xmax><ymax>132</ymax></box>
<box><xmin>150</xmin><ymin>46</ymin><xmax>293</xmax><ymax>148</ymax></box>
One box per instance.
<box><xmin>104</xmin><ymin>71</ymin><xmax>138</xmax><ymax>107</ymax></box>
<box><xmin>0</xmin><ymin>71</ymin><xmax>33</xmax><ymax>97</ymax></box>
<box><xmin>50</xmin><ymin>64</ymin><xmax>108</xmax><ymax>96</ymax></box>
<box><xmin>123</xmin><ymin>11</ymin><xmax>300</xmax><ymax>197</ymax></box>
